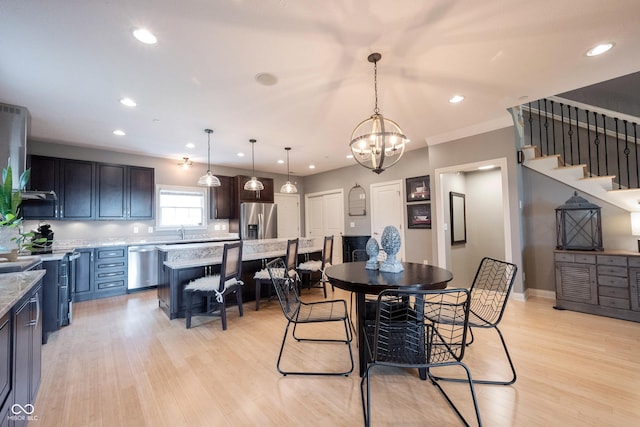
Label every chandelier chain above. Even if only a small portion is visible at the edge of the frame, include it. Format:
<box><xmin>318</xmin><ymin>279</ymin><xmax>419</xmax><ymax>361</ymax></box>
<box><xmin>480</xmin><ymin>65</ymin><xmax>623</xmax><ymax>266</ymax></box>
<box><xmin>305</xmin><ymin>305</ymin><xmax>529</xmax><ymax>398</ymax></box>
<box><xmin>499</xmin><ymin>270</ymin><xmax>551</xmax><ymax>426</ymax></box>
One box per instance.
<box><xmin>373</xmin><ymin>60</ymin><xmax>379</xmax><ymax>114</ymax></box>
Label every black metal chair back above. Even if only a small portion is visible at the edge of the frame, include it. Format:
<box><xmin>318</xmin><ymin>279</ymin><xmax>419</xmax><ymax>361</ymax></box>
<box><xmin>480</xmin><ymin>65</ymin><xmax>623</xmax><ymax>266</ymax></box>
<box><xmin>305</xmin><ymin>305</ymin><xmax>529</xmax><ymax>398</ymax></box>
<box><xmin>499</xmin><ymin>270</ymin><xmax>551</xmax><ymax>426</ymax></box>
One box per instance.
<box><xmin>469</xmin><ymin>257</ymin><xmax>517</xmax><ymax>326</ymax></box>
<box><xmin>361</xmin><ymin>288</ymin><xmax>481</xmax><ymax>426</ymax></box>
<box><xmin>267</xmin><ymin>257</ymin><xmax>301</xmax><ymax>322</ymax></box>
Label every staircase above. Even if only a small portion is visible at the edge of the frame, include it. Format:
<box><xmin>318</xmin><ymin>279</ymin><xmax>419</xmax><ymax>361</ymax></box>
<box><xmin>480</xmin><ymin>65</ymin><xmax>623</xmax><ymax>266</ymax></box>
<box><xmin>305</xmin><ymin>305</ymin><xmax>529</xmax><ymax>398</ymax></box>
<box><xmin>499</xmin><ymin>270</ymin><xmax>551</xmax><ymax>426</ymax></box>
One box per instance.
<box><xmin>516</xmin><ymin>96</ymin><xmax>640</xmax><ymax>212</ymax></box>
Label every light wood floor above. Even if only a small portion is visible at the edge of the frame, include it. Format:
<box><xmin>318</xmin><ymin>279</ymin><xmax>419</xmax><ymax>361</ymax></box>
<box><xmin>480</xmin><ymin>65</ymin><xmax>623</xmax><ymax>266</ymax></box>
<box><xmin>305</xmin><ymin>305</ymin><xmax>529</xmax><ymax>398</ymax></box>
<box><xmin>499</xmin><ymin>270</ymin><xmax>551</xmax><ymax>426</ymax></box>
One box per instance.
<box><xmin>32</xmin><ymin>287</ymin><xmax>640</xmax><ymax>426</ymax></box>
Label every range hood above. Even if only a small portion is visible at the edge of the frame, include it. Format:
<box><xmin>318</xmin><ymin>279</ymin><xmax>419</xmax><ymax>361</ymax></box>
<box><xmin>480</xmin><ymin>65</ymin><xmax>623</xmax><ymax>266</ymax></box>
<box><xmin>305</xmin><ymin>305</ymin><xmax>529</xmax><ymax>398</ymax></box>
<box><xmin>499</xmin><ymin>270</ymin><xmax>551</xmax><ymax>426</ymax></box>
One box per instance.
<box><xmin>20</xmin><ymin>190</ymin><xmax>57</xmax><ymax>201</ymax></box>
<box><xmin>0</xmin><ymin>102</ymin><xmax>57</xmax><ymax>201</ymax></box>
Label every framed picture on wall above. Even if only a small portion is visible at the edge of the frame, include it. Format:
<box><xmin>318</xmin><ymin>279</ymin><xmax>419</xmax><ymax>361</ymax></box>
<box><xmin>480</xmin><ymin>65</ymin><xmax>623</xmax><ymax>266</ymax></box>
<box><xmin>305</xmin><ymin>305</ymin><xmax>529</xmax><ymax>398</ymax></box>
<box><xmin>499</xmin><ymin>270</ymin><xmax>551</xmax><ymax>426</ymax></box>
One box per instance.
<box><xmin>406</xmin><ymin>175</ymin><xmax>430</xmax><ymax>202</ymax></box>
<box><xmin>407</xmin><ymin>202</ymin><xmax>431</xmax><ymax>229</ymax></box>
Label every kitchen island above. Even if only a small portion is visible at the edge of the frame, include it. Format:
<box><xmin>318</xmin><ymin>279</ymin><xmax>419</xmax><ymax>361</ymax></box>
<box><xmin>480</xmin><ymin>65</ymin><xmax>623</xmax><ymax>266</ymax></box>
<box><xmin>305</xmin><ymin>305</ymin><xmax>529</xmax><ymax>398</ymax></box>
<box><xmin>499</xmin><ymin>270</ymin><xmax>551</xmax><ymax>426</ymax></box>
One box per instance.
<box><xmin>157</xmin><ymin>238</ymin><xmax>322</xmax><ymax>319</ymax></box>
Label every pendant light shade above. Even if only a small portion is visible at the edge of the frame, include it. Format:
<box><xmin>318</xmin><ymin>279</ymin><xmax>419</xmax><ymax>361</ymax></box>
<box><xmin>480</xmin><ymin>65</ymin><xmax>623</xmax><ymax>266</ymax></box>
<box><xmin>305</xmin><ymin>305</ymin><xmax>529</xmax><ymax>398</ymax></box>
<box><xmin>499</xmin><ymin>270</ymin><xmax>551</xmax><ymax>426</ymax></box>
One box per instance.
<box><xmin>197</xmin><ymin>129</ymin><xmax>221</xmax><ymax>187</ymax></box>
<box><xmin>349</xmin><ymin>53</ymin><xmax>408</xmax><ymax>174</ymax></box>
<box><xmin>244</xmin><ymin>139</ymin><xmax>264</xmax><ymax>191</ymax></box>
<box><xmin>280</xmin><ymin>147</ymin><xmax>297</xmax><ymax>193</ymax></box>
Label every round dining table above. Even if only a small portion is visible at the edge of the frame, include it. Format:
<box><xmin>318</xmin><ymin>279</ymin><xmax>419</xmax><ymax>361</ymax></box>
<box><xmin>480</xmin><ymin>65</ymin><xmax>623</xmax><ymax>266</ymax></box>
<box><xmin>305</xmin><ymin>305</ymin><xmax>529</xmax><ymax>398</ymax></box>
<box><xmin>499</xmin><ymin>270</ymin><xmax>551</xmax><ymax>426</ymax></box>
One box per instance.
<box><xmin>325</xmin><ymin>261</ymin><xmax>453</xmax><ymax>377</ymax></box>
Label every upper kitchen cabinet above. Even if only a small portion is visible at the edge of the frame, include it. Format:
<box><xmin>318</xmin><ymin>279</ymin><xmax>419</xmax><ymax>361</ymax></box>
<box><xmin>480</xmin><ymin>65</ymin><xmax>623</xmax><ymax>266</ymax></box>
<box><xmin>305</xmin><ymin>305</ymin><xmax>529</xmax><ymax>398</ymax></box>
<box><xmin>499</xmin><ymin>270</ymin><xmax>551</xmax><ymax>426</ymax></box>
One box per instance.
<box><xmin>22</xmin><ymin>155</ymin><xmax>154</xmax><ymax>221</ymax></box>
<box><xmin>96</xmin><ymin>163</ymin><xmax>154</xmax><ymax>220</ymax></box>
<box><xmin>210</xmin><ymin>175</ymin><xmax>235</xmax><ymax>219</ymax></box>
<box><xmin>23</xmin><ymin>156</ymin><xmax>96</xmax><ymax>220</ymax></box>
<box><xmin>128</xmin><ymin>166</ymin><xmax>154</xmax><ymax>219</ymax></box>
<box><xmin>21</xmin><ymin>155</ymin><xmax>58</xmax><ymax>220</ymax></box>
<box><xmin>235</xmin><ymin>175</ymin><xmax>274</xmax><ymax>203</ymax></box>
<box><xmin>60</xmin><ymin>159</ymin><xmax>95</xmax><ymax>220</ymax></box>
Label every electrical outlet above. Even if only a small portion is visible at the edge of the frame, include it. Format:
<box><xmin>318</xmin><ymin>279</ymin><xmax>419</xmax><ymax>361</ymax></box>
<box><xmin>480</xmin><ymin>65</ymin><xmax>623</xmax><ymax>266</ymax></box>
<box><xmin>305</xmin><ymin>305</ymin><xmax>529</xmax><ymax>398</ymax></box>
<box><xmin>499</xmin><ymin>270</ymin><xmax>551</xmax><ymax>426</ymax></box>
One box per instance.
<box><xmin>350</xmin><ymin>222</ymin><xmax>355</xmax><ymax>228</ymax></box>
<box><xmin>147</xmin><ymin>226</ymin><xmax>154</xmax><ymax>233</ymax></box>
<box><xmin>133</xmin><ymin>227</ymin><xmax>139</xmax><ymax>233</ymax></box>
<box><xmin>423</xmin><ymin>259</ymin><xmax>428</xmax><ymax>265</ymax></box>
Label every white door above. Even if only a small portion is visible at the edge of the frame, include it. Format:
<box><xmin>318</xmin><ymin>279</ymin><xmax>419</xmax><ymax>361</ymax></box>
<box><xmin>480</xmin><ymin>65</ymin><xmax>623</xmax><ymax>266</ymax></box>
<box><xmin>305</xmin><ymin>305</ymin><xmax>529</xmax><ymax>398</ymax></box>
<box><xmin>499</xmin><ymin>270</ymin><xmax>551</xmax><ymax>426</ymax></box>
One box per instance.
<box><xmin>306</xmin><ymin>196</ymin><xmax>324</xmax><ymax>239</ymax></box>
<box><xmin>274</xmin><ymin>193</ymin><xmax>300</xmax><ymax>238</ymax></box>
<box><xmin>305</xmin><ymin>189</ymin><xmax>345</xmax><ymax>264</ymax></box>
<box><xmin>370</xmin><ymin>180</ymin><xmax>405</xmax><ymax>261</ymax></box>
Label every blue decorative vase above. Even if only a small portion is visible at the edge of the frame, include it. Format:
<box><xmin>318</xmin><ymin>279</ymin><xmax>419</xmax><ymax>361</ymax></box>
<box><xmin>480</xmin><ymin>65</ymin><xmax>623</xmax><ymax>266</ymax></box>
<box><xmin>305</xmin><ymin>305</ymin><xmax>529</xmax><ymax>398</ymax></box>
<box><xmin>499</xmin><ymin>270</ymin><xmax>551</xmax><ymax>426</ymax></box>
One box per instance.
<box><xmin>365</xmin><ymin>237</ymin><xmax>379</xmax><ymax>270</ymax></box>
<box><xmin>380</xmin><ymin>225</ymin><xmax>403</xmax><ymax>273</ymax></box>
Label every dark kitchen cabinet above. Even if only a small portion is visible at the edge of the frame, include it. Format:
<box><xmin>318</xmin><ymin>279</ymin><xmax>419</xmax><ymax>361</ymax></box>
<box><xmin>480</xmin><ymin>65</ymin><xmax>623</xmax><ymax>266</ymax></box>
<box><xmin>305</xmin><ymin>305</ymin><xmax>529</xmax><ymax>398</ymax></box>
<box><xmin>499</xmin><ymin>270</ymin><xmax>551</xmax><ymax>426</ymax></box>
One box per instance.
<box><xmin>210</xmin><ymin>175</ymin><xmax>235</xmax><ymax>219</ymax></box>
<box><xmin>96</xmin><ymin>163</ymin><xmax>126</xmax><ymax>219</ymax></box>
<box><xmin>96</xmin><ymin>164</ymin><xmax>154</xmax><ymax>220</ymax></box>
<box><xmin>21</xmin><ymin>155</ymin><xmax>59</xmax><ymax>220</ymax></box>
<box><xmin>60</xmin><ymin>159</ymin><xmax>95</xmax><ymax>220</ymax></box>
<box><xmin>235</xmin><ymin>175</ymin><xmax>274</xmax><ymax>203</ymax></box>
<box><xmin>93</xmin><ymin>246</ymin><xmax>127</xmax><ymax>298</ymax></box>
<box><xmin>13</xmin><ymin>283</ymin><xmax>43</xmax><ymax>427</ymax></box>
<box><xmin>73</xmin><ymin>247</ymin><xmax>127</xmax><ymax>302</ymax></box>
<box><xmin>128</xmin><ymin>166</ymin><xmax>154</xmax><ymax>219</ymax></box>
<box><xmin>23</xmin><ymin>155</ymin><xmax>154</xmax><ymax>222</ymax></box>
<box><xmin>72</xmin><ymin>249</ymin><xmax>94</xmax><ymax>302</ymax></box>
<box><xmin>0</xmin><ymin>313</ymin><xmax>10</xmax><ymax>420</ymax></box>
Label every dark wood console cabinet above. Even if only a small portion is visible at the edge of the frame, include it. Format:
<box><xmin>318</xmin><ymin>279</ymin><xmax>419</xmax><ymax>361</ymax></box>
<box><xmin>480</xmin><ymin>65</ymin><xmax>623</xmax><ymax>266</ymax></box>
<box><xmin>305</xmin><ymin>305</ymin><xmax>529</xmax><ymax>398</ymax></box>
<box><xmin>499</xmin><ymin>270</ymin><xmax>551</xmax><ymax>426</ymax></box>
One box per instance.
<box><xmin>555</xmin><ymin>250</ymin><xmax>640</xmax><ymax>322</ymax></box>
<box><xmin>342</xmin><ymin>235</ymin><xmax>371</xmax><ymax>263</ymax></box>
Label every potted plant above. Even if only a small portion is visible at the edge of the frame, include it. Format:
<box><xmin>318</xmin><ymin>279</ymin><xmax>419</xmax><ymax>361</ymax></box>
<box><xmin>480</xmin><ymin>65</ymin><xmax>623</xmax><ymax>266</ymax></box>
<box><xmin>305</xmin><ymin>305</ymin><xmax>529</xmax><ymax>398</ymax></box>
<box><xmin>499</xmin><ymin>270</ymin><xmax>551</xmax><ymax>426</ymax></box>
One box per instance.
<box><xmin>0</xmin><ymin>159</ymin><xmax>46</xmax><ymax>261</ymax></box>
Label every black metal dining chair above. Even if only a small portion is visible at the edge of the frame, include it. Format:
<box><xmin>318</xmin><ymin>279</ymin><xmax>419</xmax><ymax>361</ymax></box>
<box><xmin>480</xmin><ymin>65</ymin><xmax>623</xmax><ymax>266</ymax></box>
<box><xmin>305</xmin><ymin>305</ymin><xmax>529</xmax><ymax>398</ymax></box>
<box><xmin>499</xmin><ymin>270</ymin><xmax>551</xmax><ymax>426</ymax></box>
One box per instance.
<box><xmin>184</xmin><ymin>241</ymin><xmax>244</xmax><ymax>331</ymax></box>
<box><xmin>267</xmin><ymin>257</ymin><xmax>354</xmax><ymax>376</ymax></box>
<box><xmin>360</xmin><ymin>288</ymin><xmax>481</xmax><ymax>427</ymax></box>
<box><xmin>434</xmin><ymin>257</ymin><xmax>518</xmax><ymax>385</ymax></box>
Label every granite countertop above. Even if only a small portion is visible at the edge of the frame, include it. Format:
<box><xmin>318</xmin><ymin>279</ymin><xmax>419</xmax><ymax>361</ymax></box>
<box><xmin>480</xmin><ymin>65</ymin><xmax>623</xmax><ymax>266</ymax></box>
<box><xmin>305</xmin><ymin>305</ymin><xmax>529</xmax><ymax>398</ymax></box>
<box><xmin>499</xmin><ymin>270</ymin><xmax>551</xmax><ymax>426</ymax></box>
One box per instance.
<box><xmin>38</xmin><ymin>233</ymin><xmax>240</xmax><ymax>253</ymax></box>
<box><xmin>0</xmin><ymin>270</ymin><xmax>46</xmax><ymax>318</ymax></box>
<box><xmin>0</xmin><ymin>256</ymin><xmax>43</xmax><ymax>273</ymax></box>
<box><xmin>163</xmin><ymin>237</ymin><xmax>322</xmax><ymax>269</ymax></box>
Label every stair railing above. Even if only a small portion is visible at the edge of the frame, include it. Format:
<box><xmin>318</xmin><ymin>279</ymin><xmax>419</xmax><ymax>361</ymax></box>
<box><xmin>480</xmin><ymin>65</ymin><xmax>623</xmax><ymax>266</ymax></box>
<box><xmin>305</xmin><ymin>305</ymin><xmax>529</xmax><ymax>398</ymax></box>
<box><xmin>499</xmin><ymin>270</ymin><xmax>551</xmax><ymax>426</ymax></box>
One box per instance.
<box><xmin>522</xmin><ymin>96</ymin><xmax>639</xmax><ymax>190</ymax></box>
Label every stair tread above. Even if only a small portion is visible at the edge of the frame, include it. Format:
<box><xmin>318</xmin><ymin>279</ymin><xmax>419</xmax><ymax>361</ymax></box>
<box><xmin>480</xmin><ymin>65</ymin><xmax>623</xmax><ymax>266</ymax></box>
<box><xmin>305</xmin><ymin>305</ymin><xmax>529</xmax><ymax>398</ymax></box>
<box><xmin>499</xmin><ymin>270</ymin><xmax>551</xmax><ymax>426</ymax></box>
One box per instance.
<box><xmin>553</xmin><ymin>164</ymin><xmax>586</xmax><ymax>170</ymax></box>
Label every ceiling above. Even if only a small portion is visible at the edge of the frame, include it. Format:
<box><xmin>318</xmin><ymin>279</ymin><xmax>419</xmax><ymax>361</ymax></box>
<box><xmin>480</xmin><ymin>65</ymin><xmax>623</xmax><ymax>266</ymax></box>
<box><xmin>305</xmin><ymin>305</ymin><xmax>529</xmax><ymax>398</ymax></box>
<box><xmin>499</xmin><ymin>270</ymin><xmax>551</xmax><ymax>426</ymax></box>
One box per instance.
<box><xmin>2</xmin><ymin>0</ymin><xmax>640</xmax><ymax>177</ymax></box>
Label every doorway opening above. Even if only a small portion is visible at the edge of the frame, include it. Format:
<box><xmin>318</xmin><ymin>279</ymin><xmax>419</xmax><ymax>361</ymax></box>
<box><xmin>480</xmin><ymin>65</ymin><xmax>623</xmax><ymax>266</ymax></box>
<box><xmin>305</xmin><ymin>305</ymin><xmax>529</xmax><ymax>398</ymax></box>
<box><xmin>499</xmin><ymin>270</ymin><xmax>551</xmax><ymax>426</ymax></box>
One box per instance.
<box><xmin>434</xmin><ymin>157</ymin><xmax>513</xmax><ymax>287</ymax></box>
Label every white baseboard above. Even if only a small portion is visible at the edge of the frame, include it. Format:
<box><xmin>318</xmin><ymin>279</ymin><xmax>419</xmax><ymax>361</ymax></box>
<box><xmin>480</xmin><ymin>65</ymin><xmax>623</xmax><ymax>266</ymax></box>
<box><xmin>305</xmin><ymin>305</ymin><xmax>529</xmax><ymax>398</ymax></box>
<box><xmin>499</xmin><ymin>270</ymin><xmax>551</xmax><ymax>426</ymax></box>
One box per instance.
<box><xmin>511</xmin><ymin>289</ymin><xmax>555</xmax><ymax>301</ymax></box>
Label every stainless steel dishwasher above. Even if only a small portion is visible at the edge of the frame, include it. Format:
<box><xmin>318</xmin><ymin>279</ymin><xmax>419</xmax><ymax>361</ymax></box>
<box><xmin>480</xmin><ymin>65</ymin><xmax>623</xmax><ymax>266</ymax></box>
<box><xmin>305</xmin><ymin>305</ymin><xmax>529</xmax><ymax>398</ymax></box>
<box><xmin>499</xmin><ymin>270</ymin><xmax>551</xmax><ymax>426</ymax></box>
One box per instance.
<box><xmin>127</xmin><ymin>245</ymin><xmax>159</xmax><ymax>290</ymax></box>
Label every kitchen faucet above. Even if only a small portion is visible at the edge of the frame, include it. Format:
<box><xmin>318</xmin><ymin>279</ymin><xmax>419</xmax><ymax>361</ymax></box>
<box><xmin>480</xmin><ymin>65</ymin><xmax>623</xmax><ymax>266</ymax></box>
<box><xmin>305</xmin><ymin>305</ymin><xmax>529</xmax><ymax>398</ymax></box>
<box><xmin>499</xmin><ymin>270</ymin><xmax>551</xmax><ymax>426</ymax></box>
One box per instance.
<box><xmin>178</xmin><ymin>226</ymin><xmax>186</xmax><ymax>240</ymax></box>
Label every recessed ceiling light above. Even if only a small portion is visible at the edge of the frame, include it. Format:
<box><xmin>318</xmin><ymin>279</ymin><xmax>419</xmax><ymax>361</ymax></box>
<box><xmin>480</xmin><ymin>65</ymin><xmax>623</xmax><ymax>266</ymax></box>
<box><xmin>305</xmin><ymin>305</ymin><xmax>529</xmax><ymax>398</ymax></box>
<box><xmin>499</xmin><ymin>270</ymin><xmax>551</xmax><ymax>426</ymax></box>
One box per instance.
<box><xmin>255</xmin><ymin>73</ymin><xmax>278</xmax><ymax>86</ymax></box>
<box><xmin>309</xmin><ymin>164</ymin><xmax>315</xmax><ymax>169</ymax></box>
<box><xmin>277</xmin><ymin>159</ymin><xmax>284</xmax><ymax>164</ymax></box>
<box><xmin>237</xmin><ymin>152</ymin><xmax>245</xmax><ymax>157</ymax></box>
<box><xmin>185</xmin><ymin>142</ymin><xmax>195</xmax><ymax>149</ymax></box>
<box><xmin>586</xmin><ymin>42</ymin><xmax>614</xmax><ymax>57</ymax></box>
<box><xmin>449</xmin><ymin>95</ymin><xmax>465</xmax><ymax>104</ymax></box>
<box><xmin>133</xmin><ymin>28</ymin><xmax>157</xmax><ymax>45</ymax></box>
<box><xmin>478</xmin><ymin>165</ymin><xmax>495</xmax><ymax>170</ymax></box>
<box><xmin>113</xmin><ymin>129</ymin><xmax>126</xmax><ymax>136</ymax></box>
<box><xmin>346</xmin><ymin>154</ymin><xmax>354</xmax><ymax>159</ymax></box>
<box><xmin>120</xmin><ymin>97</ymin><xmax>136</xmax><ymax>107</ymax></box>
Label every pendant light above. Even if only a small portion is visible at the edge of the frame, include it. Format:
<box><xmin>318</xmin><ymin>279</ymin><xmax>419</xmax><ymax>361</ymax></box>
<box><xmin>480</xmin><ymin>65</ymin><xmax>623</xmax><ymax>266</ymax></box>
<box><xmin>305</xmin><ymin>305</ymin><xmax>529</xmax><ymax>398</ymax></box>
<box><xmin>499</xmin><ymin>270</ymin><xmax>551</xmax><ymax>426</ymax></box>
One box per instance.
<box><xmin>349</xmin><ymin>52</ymin><xmax>408</xmax><ymax>174</ymax></box>
<box><xmin>243</xmin><ymin>139</ymin><xmax>264</xmax><ymax>191</ymax></box>
<box><xmin>197</xmin><ymin>129</ymin><xmax>221</xmax><ymax>187</ymax></box>
<box><xmin>280</xmin><ymin>147</ymin><xmax>297</xmax><ymax>193</ymax></box>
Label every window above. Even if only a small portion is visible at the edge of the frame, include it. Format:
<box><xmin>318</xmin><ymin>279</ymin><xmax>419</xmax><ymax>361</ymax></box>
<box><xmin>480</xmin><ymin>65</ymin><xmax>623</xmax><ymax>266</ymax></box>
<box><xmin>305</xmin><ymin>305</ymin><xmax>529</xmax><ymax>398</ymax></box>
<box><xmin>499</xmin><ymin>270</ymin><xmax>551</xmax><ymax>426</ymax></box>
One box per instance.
<box><xmin>156</xmin><ymin>185</ymin><xmax>207</xmax><ymax>229</ymax></box>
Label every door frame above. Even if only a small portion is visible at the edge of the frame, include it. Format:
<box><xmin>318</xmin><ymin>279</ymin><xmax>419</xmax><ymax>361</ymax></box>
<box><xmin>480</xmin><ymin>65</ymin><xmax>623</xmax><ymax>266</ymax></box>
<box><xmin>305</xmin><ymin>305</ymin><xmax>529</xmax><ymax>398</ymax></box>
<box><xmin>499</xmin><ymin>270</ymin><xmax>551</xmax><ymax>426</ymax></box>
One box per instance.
<box><xmin>434</xmin><ymin>156</ymin><xmax>513</xmax><ymax>268</ymax></box>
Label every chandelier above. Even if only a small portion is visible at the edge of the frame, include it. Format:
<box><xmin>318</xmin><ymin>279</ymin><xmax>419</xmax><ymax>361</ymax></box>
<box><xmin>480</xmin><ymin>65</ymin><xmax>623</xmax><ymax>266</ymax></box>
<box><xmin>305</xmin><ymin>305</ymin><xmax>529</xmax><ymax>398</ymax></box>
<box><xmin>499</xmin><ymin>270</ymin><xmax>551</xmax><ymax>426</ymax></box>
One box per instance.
<box><xmin>243</xmin><ymin>139</ymin><xmax>264</xmax><ymax>191</ymax></box>
<box><xmin>280</xmin><ymin>147</ymin><xmax>297</xmax><ymax>193</ymax></box>
<box><xmin>349</xmin><ymin>52</ymin><xmax>408</xmax><ymax>174</ymax></box>
<box><xmin>197</xmin><ymin>129</ymin><xmax>221</xmax><ymax>187</ymax></box>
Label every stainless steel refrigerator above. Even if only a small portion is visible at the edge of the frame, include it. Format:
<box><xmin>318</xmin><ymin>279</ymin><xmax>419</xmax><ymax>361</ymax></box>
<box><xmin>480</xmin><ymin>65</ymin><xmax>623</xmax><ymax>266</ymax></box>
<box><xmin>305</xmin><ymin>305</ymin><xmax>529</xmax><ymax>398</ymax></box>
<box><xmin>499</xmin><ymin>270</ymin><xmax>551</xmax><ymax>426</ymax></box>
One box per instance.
<box><xmin>240</xmin><ymin>202</ymin><xmax>277</xmax><ymax>240</ymax></box>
